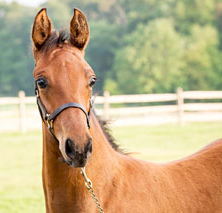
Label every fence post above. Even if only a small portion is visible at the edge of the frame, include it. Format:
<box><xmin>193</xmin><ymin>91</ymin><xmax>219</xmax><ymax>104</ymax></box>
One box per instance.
<box><xmin>103</xmin><ymin>91</ymin><xmax>110</xmax><ymax>120</ymax></box>
<box><xmin>177</xmin><ymin>87</ymin><xmax>184</xmax><ymax>126</ymax></box>
<box><xmin>18</xmin><ymin>90</ymin><xmax>26</xmax><ymax>133</ymax></box>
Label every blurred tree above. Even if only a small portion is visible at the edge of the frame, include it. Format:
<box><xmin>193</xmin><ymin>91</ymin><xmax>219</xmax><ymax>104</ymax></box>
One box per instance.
<box><xmin>0</xmin><ymin>0</ymin><xmax>222</xmax><ymax>96</ymax></box>
<box><xmin>106</xmin><ymin>19</ymin><xmax>184</xmax><ymax>94</ymax></box>
<box><xmin>175</xmin><ymin>0</ymin><xmax>215</xmax><ymax>34</ymax></box>
<box><xmin>182</xmin><ymin>25</ymin><xmax>222</xmax><ymax>90</ymax></box>
<box><xmin>0</xmin><ymin>2</ymin><xmax>35</xmax><ymax>96</ymax></box>
<box><xmin>121</xmin><ymin>0</ymin><xmax>175</xmax><ymax>32</ymax></box>
<box><xmin>86</xmin><ymin>20</ymin><xmax>120</xmax><ymax>94</ymax></box>
<box><xmin>215</xmin><ymin>1</ymin><xmax>222</xmax><ymax>49</ymax></box>
<box><xmin>62</xmin><ymin>0</ymin><xmax>127</xmax><ymax>24</ymax></box>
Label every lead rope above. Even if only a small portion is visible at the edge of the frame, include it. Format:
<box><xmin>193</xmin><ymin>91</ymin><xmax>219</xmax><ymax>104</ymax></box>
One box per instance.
<box><xmin>80</xmin><ymin>168</ymin><xmax>104</xmax><ymax>213</ymax></box>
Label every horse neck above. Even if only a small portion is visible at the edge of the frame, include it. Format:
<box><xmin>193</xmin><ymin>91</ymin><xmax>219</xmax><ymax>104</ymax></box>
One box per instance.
<box><xmin>88</xmin><ymin>112</ymin><xmax>120</xmax><ymax>174</ymax></box>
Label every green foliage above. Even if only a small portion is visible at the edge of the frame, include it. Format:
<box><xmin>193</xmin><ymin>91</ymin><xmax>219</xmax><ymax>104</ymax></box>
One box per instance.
<box><xmin>122</xmin><ymin>0</ymin><xmax>175</xmax><ymax>32</ymax></box>
<box><xmin>108</xmin><ymin>19</ymin><xmax>184</xmax><ymax>94</ymax></box>
<box><xmin>86</xmin><ymin>20</ymin><xmax>120</xmax><ymax>93</ymax></box>
<box><xmin>0</xmin><ymin>0</ymin><xmax>222</xmax><ymax>96</ymax></box>
<box><xmin>175</xmin><ymin>0</ymin><xmax>215</xmax><ymax>33</ymax></box>
<box><xmin>0</xmin><ymin>3</ymin><xmax>35</xmax><ymax>96</ymax></box>
<box><xmin>182</xmin><ymin>25</ymin><xmax>222</xmax><ymax>90</ymax></box>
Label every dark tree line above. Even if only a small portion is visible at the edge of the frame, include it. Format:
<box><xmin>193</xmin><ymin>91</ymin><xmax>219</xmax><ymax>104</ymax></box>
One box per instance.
<box><xmin>0</xmin><ymin>0</ymin><xmax>222</xmax><ymax>96</ymax></box>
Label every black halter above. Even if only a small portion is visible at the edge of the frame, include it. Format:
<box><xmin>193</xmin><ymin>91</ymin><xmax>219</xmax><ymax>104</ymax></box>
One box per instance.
<box><xmin>34</xmin><ymin>80</ymin><xmax>92</xmax><ymax>143</ymax></box>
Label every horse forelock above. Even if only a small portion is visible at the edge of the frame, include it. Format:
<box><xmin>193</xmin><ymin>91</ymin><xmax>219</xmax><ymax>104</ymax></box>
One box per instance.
<box><xmin>42</xmin><ymin>29</ymin><xmax>70</xmax><ymax>53</ymax></box>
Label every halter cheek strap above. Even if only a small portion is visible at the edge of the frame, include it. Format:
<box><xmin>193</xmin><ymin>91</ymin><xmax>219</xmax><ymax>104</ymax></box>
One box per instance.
<box><xmin>35</xmin><ymin>81</ymin><xmax>92</xmax><ymax>143</ymax></box>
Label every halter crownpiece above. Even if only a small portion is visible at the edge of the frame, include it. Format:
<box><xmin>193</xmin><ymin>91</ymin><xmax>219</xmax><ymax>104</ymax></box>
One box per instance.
<box><xmin>34</xmin><ymin>80</ymin><xmax>92</xmax><ymax>143</ymax></box>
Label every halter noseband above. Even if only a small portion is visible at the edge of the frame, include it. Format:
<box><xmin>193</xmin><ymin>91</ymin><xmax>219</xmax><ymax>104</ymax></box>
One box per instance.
<box><xmin>35</xmin><ymin>80</ymin><xmax>92</xmax><ymax>143</ymax></box>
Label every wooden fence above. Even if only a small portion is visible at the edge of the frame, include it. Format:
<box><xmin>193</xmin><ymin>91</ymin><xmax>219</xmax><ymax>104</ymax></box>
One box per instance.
<box><xmin>0</xmin><ymin>88</ymin><xmax>222</xmax><ymax>132</ymax></box>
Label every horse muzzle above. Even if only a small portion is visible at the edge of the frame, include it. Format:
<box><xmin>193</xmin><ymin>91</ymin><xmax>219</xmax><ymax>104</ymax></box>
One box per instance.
<box><xmin>64</xmin><ymin>138</ymin><xmax>92</xmax><ymax>168</ymax></box>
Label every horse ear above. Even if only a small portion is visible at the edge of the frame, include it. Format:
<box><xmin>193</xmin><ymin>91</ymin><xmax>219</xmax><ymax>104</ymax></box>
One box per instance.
<box><xmin>70</xmin><ymin>8</ymin><xmax>89</xmax><ymax>50</ymax></box>
<box><xmin>32</xmin><ymin>8</ymin><xmax>52</xmax><ymax>50</ymax></box>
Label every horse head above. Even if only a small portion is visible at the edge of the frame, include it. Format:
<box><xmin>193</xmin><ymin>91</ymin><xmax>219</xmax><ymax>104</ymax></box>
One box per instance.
<box><xmin>32</xmin><ymin>8</ymin><xmax>96</xmax><ymax>168</ymax></box>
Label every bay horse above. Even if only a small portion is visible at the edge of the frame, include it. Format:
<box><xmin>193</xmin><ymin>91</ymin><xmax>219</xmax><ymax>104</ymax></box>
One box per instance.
<box><xmin>32</xmin><ymin>8</ymin><xmax>222</xmax><ymax>213</ymax></box>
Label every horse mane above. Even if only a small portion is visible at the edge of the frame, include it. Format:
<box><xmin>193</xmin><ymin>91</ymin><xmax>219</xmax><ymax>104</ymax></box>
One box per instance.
<box><xmin>93</xmin><ymin>110</ymin><xmax>125</xmax><ymax>154</ymax></box>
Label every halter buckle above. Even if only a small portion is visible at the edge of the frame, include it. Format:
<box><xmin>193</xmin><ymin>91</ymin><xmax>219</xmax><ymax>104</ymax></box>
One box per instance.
<box><xmin>46</xmin><ymin>114</ymin><xmax>53</xmax><ymax>130</ymax></box>
<box><xmin>35</xmin><ymin>89</ymin><xmax>39</xmax><ymax>97</ymax></box>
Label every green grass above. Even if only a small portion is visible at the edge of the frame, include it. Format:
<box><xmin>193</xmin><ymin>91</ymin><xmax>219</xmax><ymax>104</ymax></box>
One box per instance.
<box><xmin>0</xmin><ymin>131</ymin><xmax>44</xmax><ymax>213</ymax></box>
<box><xmin>0</xmin><ymin>122</ymin><xmax>221</xmax><ymax>212</ymax></box>
<box><xmin>112</xmin><ymin>122</ymin><xmax>222</xmax><ymax>162</ymax></box>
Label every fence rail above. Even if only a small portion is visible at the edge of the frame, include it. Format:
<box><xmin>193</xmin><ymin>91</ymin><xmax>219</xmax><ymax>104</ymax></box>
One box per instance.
<box><xmin>0</xmin><ymin>88</ymin><xmax>222</xmax><ymax>132</ymax></box>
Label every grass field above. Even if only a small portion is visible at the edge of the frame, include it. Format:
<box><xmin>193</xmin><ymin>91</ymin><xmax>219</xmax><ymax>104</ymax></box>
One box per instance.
<box><xmin>0</xmin><ymin>122</ymin><xmax>221</xmax><ymax>212</ymax></box>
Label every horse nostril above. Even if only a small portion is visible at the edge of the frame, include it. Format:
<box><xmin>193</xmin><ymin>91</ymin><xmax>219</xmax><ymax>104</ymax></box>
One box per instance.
<box><xmin>65</xmin><ymin>139</ymin><xmax>75</xmax><ymax>159</ymax></box>
<box><xmin>85</xmin><ymin>138</ymin><xmax>92</xmax><ymax>155</ymax></box>
<box><xmin>65</xmin><ymin>138</ymin><xmax>92</xmax><ymax>160</ymax></box>
<box><xmin>64</xmin><ymin>138</ymin><xmax>92</xmax><ymax>168</ymax></box>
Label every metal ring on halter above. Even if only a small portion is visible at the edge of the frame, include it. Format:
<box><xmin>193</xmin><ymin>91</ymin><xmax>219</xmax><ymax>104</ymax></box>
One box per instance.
<box><xmin>46</xmin><ymin>114</ymin><xmax>54</xmax><ymax>130</ymax></box>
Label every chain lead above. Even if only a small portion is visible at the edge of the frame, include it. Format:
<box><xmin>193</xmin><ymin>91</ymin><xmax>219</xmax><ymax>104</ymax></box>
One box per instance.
<box><xmin>81</xmin><ymin>167</ymin><xmax>104</xmax><ymax>213</ymax></box>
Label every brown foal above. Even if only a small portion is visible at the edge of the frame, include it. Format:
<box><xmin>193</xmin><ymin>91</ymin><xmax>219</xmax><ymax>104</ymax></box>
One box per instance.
<box><xmin>32</xmin><ymin>8</ymin><xmax>222</xmax><ymax>213</ymax></box>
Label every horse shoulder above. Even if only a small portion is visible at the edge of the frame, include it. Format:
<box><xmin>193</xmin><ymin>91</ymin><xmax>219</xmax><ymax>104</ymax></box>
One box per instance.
<box><xmin>161</xmin><ymin>138</ymin><xmax>222</xmax><ymax>211</ymax></box>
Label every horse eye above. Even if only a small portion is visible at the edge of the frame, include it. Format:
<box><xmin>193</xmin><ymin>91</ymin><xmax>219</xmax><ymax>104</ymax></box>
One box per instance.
<box><xmin>37</xmin><ymin>78</ymin><xmax>48</xmax><ymax>89</ymax></box>
<box><xmin>89</xmin><ymin>77</ymin><xmax>97</xmax><ymax>87</ymax></box>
